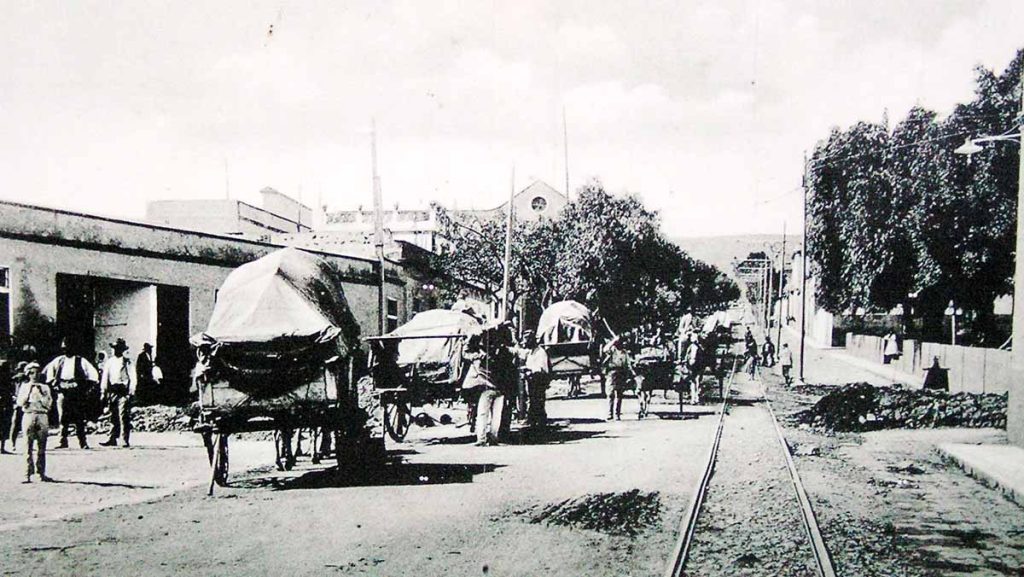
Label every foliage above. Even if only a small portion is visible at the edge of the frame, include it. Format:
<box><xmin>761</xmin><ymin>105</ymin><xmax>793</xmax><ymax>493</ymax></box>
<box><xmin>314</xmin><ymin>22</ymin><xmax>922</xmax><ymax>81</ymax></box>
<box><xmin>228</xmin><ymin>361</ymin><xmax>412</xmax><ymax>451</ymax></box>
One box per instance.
<box><xmin>431</xmin><ymin>182</ymin><xmax>739</xmax><ymax>337</ymax></box>
<box><xmin>806</xmin><ymin>49</ymin><xmax>1022</xmax><ymax>344</ymax></box>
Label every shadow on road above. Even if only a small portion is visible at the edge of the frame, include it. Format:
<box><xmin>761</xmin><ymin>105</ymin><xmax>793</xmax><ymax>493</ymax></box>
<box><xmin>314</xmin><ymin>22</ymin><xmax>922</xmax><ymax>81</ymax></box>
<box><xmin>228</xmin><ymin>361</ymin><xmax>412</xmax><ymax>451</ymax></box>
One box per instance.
<box><xmin>45</xmin><ymin>478</ymin><xmax>157</xmax><ymax>490</ymax></box>
<box><xmin>422</xmin><ymin>426</ymin><xmax>607</xmax><ymax>447</ymax></box>
<box><xmin>231</xmin><ymin>460</ymin><xmax>503</xmax><ymax>491</ymax></box>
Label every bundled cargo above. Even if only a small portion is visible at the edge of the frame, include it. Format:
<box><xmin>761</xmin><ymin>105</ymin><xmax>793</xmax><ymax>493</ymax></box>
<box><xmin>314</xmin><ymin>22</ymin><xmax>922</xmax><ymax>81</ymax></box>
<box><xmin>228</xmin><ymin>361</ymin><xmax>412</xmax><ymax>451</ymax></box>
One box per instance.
<box><xmin>189</xmin><ymin>248</ymin><xmax>383</xmax><ymax>490</ymax></box>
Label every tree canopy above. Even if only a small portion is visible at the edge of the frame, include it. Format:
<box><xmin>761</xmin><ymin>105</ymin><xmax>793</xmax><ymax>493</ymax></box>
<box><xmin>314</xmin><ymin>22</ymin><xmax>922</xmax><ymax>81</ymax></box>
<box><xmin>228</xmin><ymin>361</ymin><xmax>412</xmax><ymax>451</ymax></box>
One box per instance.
<box><xmin>431</xmin><ymin>182</ymin><xmax>739</xmax><ymax>337</ymax></box>
<box><xmin>806</xmin><ymin>49</ymin><xmax>1022</xmax><ymax>344</ymax></box>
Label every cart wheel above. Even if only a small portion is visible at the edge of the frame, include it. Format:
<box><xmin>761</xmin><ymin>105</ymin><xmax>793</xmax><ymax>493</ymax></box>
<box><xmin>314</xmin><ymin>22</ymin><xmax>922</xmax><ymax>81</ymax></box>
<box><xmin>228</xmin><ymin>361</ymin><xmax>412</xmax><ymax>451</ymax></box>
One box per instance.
<box><xmin>213</xmin><ymin>435</ymin><xmax>229</xmax><ymax>486</ymax></box>
<box><xmin>384</xmin><ymin>400</ymin><xmax>411</xmax><ymax>442</ymax></box>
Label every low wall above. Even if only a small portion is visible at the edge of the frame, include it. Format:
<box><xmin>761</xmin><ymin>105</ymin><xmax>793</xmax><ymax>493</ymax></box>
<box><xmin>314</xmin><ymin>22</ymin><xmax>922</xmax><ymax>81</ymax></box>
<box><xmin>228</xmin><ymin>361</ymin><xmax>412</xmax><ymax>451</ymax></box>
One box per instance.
<box><xmin>845</xmin><ymin>333</ymin><xmax>1011</xmax><ymax>394</ymax></box>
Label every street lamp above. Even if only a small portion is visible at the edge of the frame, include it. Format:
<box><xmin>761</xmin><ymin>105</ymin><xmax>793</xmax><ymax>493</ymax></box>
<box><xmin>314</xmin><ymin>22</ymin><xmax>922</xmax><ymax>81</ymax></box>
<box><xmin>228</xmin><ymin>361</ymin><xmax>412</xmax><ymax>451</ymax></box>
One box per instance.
<box><xmin>954</xmin><ymin>76</ymin><xmax>1023</xmax><ymax>445</ymax></box>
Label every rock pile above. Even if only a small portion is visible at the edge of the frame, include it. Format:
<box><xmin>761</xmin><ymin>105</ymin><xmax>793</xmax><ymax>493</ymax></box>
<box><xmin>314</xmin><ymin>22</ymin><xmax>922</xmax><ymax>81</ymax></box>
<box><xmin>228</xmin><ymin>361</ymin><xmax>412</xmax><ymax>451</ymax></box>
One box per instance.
<box><xmin>795</xmin><ymin>382</ymin><xmax>1007</xmax><ymax>431</ymax></box>
<box><xmin>527</xmin><ymin>490</ymin><xmax>661</xmax><ymax>537</ymax></box>
<box><xmin>94</xmin><ymin>405</ymin><xmax>195</xmax><ymax>434</ymax></box>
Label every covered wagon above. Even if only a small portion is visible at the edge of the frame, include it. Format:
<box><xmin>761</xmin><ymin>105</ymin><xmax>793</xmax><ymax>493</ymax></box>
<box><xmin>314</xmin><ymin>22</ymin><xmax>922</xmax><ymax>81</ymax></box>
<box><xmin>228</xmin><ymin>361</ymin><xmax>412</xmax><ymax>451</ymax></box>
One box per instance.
<box><xmin>190</xmin><ymin>248</ymin><xmax>383</xmax><ymax>490</ymax></box>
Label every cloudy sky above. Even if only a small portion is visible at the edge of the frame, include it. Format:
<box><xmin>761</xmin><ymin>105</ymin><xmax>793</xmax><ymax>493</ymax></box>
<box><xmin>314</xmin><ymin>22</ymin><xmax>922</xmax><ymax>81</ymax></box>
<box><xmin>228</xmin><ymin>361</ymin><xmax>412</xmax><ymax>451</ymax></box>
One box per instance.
<box><xmin>1</xmin><ymin>0</ymin><xmax>1021</xmax><ymax>236</ymax></box>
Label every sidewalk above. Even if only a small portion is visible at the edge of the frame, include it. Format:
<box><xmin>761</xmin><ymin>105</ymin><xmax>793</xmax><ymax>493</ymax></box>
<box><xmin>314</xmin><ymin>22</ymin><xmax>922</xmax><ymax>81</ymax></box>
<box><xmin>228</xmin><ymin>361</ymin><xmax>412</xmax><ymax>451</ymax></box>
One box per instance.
<box><xmin>938</xmin><ymin>443</ymin><xmax>1024</xmax><ymax>508</ymax></box>
<box><xmin>0</xmin><ymin>431</ymin><xmax>272</xmax><ymax>531</ymax></box>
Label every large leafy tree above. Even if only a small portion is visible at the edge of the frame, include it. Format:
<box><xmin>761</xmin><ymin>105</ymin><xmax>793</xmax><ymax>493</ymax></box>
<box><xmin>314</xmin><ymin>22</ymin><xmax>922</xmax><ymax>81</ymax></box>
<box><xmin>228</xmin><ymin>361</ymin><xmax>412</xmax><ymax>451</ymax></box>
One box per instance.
<box><xmin>431</xmin><ymin>182</ymin><xmax>738</xmax><ymax>337</ymax></box>
<box><xmin>807</xmin><ymin>49</ymin><xmax>1022</xmax><ymax>344</ymax></box>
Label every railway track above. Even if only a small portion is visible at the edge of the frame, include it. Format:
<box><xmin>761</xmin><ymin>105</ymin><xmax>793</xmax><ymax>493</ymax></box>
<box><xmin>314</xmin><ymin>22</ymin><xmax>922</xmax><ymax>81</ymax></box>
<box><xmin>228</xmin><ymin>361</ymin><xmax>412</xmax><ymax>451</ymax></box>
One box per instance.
<box><xmin>664</xmin><ymin>363</ymin><xmax>837</xmax><ymax>577</ymax></box>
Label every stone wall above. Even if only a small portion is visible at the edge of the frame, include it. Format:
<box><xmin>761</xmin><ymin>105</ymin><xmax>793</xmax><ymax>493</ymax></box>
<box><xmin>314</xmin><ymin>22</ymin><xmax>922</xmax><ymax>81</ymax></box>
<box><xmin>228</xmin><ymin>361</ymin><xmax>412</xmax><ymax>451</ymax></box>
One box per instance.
<box><xmin>845</xmin><ymin>332</ymin><xmax>1011</xmax><ymax>394</ymax></box>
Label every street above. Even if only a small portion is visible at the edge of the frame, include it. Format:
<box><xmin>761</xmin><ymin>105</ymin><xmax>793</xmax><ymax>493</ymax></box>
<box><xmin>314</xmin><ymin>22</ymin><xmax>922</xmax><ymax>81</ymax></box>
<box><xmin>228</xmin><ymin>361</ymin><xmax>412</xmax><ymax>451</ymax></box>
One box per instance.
<box><xmin>0</xmin><ymin>388</ymin><xmax>720</xmax><ymax>576</ymax></box>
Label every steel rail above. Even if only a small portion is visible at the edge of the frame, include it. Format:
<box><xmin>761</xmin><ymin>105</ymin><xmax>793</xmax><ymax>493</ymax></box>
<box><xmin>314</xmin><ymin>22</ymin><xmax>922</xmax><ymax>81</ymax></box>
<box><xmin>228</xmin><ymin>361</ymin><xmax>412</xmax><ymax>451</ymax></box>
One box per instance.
<box><xmin>762</xmin><ymin>379</ymin><xmax>838</xmax><ymax>577</ymax></box>
<box><xmin>663</xmin><ymin>357</ymin><xmax>738</xmax><ymax>577</ymax></box>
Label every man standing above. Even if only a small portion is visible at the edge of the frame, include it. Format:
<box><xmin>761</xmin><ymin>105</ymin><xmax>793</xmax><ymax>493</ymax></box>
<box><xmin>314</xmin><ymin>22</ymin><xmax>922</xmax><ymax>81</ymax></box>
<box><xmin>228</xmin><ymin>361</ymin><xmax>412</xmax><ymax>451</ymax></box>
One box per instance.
<box><xmin>44</xmin><ymin>338</ymin><xmax>100</xmax><ymax>449</ymax></box>
<box><xmin>685</xmin><ymin>335</ymin><xmax>704</xmax><ymax>405</ymax></box>
<box><xmin>100</xmin><ymin>339</ymin><xmax>135</xmax><ymax>448</ymax></box>
<box><xmin>17</xmin><ymin>362</ymin><xmax>52</xmax><ymax>482</ymax></box>
<box><xmin>516</xmin><ymin>331</ymin><xmax>551</xmax><ymax>426</ymax></box>
<box><xmin>604</xmin><ymin>338</ymin><xmax>635</xmax><ymax>421</ymax></box>
<box><xmin>463</xmin><ymin>335</ymin><xmax>499</xmax><ymax>447</ymax></box>
<box><xmin>135</xmin><ymin>343</ymin><xmax>158</xmax><ymax>404</ymax></box>
<box><xmin>779</xmin><ymin>343</ymin><xmax>795</xmax><ymax>385</ymax></box>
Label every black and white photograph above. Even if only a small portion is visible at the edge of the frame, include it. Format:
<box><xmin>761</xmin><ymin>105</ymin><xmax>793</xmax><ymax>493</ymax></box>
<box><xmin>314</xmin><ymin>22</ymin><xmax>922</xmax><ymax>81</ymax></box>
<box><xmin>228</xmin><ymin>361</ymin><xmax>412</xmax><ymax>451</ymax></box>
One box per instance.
<box><xmin>0</xmin><ymin>1</ymin><xmax>1022</xmax><ymax>575</ymax></box>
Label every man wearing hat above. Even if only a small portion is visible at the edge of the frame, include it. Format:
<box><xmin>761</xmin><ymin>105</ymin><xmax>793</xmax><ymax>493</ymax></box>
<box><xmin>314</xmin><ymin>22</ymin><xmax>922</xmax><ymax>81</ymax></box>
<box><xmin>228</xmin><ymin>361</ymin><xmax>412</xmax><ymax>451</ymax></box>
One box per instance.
<box><xmin>100</xmin><ymin>338</ymin><xmax>136</xmax><ymax>448</ymax></box>
<box><xmin>16</xmin><ymin>362</ymin><xmax>52</xmax><ymax>482</ymax></box>
<box><xmin>44</xmin><ymin>338</ymin><xmax>100</xmax><ymax>449</ymax></box>
<box><xmin>135</xmin><ymin>343</ymin><xmax>156</xmax><ymax>405</ymax></box>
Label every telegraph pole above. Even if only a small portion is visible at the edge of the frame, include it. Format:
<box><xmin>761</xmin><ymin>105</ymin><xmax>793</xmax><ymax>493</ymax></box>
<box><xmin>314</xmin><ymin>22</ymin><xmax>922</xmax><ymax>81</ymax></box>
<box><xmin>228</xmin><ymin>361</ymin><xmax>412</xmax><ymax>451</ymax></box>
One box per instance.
<box><xmin>372</xmin><ymin>120</ymin><xmax>386</xmax><ymax>335</ymax></box>
<box><xmin>800</xmin><ymin>152</ymin><xmax>809</xmax><ymax>382</ymax></box>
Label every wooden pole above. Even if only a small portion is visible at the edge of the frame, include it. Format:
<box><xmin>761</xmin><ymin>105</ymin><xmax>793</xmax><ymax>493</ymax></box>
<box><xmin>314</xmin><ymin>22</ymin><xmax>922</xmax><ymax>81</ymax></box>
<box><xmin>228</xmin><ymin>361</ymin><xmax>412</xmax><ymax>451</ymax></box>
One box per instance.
<box><xmin>800</xmin><ymin>152</ymin><xmax>809</xmax><ymax>382</ymax></box>
<box><xmin>777</xmin><ymin>222</ymin><xmax>786</xmax><ymax>348</ymax></box>
<box><xmin>372</xmin><ymin>120</ymin><xmax>386</xmax><ymax>335</ymax></box>
<box><xmin>501</xmin><ymin>166</ymin><xmax>515</xmax><ymax>321</ymax></box>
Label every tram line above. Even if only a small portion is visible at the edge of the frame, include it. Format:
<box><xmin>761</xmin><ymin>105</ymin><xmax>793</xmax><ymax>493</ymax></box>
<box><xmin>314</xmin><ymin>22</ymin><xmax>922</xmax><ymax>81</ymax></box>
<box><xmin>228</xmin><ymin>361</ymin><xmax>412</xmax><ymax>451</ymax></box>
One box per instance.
<box><xmin>663</xmin><ymin>362</ymin><xmax>838</xmax><ymax>577</ymax></box>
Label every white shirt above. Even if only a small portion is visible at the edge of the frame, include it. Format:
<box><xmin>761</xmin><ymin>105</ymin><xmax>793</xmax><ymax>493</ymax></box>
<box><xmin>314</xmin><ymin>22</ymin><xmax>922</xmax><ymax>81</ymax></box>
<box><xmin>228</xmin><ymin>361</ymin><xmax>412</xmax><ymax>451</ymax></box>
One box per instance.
<box><xmin>101</xmin><ymin>355</ymin><xmax>136</xmax><ymax>396</ymax></box>
<box><xmin>43</xmin><ymin>354</ymin><xmax>100</xmax><ymax>385</ymax></box>
<box><xmin>17</xmin><ymin>380</ymin><xmax>53</xmax><ymax>414</ymax></box>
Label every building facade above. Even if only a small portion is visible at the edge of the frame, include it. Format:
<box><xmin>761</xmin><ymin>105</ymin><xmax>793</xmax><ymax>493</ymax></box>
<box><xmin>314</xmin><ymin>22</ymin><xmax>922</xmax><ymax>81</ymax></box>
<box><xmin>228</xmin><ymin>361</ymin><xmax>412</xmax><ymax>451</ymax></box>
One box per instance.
<box><xmin>0</xmin><ymin>200</ymin><xmax>418</xmax><ymax>398</ymax></box>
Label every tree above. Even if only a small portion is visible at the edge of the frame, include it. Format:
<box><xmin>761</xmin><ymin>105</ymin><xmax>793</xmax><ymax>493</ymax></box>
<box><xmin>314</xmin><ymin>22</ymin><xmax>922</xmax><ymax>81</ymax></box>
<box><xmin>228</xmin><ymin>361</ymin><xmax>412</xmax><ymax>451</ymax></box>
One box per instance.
<box><xmin>806</xmin><ymin>48</ymin><xmax>1023</xmax><ymax>344</ymax></box>
<box><xmin>431</xmin><ymin>182</ymin><xmax>739</xmax><ymax>337</ymax></box>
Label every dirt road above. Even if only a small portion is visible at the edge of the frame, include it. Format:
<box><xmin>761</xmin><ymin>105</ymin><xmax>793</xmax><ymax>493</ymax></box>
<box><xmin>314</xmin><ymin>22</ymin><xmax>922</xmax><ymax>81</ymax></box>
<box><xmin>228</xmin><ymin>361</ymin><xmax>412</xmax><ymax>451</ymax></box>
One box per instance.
<box><xmin>0</xmin><ymin>393</ymin><xmax>719</xmax><ymax>576</ymax></box>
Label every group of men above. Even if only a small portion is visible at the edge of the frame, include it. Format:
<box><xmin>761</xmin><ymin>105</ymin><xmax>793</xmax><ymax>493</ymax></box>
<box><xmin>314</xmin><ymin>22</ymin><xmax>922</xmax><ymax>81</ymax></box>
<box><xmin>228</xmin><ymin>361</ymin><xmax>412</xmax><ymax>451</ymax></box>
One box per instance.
<box><xmin>1</xmin><ymin>337</ymin><xmax>155</xmax><ymax>483</ymax></box>
<box><xmin>743</xmin><ymin>327</ymin><xmax>795</xmax><ymax>384</ymax></box>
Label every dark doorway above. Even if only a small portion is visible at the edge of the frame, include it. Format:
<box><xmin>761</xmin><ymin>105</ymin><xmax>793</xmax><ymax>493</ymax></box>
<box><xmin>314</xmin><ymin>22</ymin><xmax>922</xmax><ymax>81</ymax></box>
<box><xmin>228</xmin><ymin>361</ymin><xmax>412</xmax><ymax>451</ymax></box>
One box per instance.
<box><xmin>55</xmin><ymin>274</ymin><xmax>97</xmax><ymax>358</ymax></box>
<box><xmin>157</xmin><ymin>285</ymin><xmax>190</xmax><ymax>404</ymax></box>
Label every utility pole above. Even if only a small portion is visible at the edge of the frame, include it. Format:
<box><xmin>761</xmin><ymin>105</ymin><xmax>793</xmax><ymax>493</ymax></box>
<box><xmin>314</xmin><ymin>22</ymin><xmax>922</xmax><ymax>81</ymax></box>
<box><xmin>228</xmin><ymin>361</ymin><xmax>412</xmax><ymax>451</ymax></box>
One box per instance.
<box><xmin>777</xmin><ymin>222</ymin><xmax>786</xmax><ymax>348</ymax></box>
<box><xmin>800</xmin><ymin>152</ymin><xmax>809</xmax><ymax>382</ymax></box>
<box><xmin>372</xmin><ymin>120</ymin><xmax>386</xmax><ymax>335</ymax></box>
<box><xmin>501</xmin><ymin>166</ymin><xmax>515</xmax><ymax>321</ymax></box>
<box><xmin>563</xmin><ymin>107</ymin><xmax>571</xmax><ymax>200</ymax></box>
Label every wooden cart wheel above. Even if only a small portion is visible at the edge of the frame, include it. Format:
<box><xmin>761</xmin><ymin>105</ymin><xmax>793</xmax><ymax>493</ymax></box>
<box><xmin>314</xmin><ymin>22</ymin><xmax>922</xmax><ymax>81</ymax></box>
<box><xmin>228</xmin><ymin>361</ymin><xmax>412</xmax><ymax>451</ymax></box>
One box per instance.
<box><xmin>384</xmin><ymin>400</ymin><xmax>411</xmax><ymax>442</ymax></box>
<box><xmin>213</xmin><ymin>434</ymin><xmax>229</xmax><ymax>487</ymax></box>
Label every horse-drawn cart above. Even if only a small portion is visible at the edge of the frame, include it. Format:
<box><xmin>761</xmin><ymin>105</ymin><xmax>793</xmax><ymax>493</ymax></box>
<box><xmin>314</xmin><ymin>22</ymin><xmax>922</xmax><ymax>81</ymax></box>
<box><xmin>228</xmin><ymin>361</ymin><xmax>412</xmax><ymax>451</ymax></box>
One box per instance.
<box><xmin>366</xmin><ymin>308</ymin><xmax>483</xmax><ymax>442</ymax></box>
<box><xmin>537</xmin><ymin>301</ymin><xmax>599</xmax><ymax>396</ymax></box>
<box><xmin>190</xmin><ymin>248</ymin><xmax>384</xmax><ymax>493</ymax></box>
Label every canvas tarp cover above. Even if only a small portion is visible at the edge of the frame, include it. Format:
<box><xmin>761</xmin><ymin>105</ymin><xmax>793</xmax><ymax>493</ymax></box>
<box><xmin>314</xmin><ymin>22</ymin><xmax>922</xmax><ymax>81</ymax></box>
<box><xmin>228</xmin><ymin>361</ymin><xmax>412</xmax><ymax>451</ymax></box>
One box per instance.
<box><xmin>386</xmin><ymin>309</ymin><xmax>482</xmax><ymax>366</ymax></box>
<box><xmin>537</xmin><ymin>300</ymin><xmax>593</xmax><ymax>344</ymax></box>
<box><xmin>190</xmin><ymin>248</ymin><xmax>360</xmax><ymax>396</ymax></box>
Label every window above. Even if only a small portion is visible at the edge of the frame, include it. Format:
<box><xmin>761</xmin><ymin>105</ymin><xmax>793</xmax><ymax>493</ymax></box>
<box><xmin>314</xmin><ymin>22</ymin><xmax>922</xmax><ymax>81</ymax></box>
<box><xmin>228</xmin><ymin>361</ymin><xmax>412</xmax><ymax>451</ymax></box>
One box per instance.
<box><xmin>386</xmin><ymin>298</ymin><xmax>399</xmax><ymax>332</ymax></box>
<box><xmin>531</xmin><ymin>196</ymin><xmax>548</xmax><ymax>212</ymax></box>
<box><xmin>0</xmin><ymin>267</ymin><xmax>9</xmax><ymax>339</ymax></box>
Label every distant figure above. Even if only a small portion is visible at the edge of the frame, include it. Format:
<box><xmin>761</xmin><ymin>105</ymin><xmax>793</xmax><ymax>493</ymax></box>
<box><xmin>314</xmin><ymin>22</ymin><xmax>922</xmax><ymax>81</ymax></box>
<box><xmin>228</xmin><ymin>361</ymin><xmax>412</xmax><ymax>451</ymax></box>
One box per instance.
<box><xmin>7</xmin><ymin>361</ymin><xmax>28</xmax><ymax>452</ymax></box>
<box><xmin>882</xmin><ymin>332</ymin><xmax>900</xmax><ymax>365</ymax></box>
<box><xmin>135</xmin><ymin>343</ymin><xmax>156</xmax><ymax>404</ymax></box>
<box><xmin>0</xmin><ymin>349</ymin><xmax>13</xmax><ymax>455</ymax></box>
<box><xmin>17</xmin><ymin>362</ymin><xmax>53</xmax><ymax>482</ymax></box>
<box><xmin>745</xmin><ymin>335</ymin><xmax>759</xmax><ymax>378</ymax></box>
<box><xmin>761</xmin><ymin>337</ymin><xmax>776</xmax><ymax>368</ymax></box>
<box><xmin>922</xmin><ymin>357</ymin><xmax>949</xmax><ymax>392</ymax></box>
<box><xmin>779</xmin><ymin>343</ymin><xmax>795</xmax><ymax>385</ymax></box>
<box><xmin>685</xmin><ymin>336</ymin><xmax>704</xmax><ymax>405</ymax></box>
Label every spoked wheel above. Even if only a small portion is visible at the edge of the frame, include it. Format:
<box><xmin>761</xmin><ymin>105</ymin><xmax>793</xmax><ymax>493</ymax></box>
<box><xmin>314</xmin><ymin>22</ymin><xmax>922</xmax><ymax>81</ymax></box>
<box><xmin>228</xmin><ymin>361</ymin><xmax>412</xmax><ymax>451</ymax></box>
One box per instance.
<box><xmin>384</xmin><ymin>400</ymin><xmax>411</xmax><ymax>442</ymax></box>
<box><xmin>274</xmin><ymin>429</ymin><xmax>296</xmax><ymax>471</ymax></box>
<box><xmin>213</xmin><ymin>434</ymin><xmax>229</xmax><ymax>486</ymax></box>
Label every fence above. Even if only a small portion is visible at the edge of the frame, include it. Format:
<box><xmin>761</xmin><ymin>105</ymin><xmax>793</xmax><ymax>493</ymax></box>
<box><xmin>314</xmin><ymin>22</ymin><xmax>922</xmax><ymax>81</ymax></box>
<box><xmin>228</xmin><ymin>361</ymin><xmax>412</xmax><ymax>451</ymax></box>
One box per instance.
<box><xmin>844</xmin><ymin>333</ymin><xmax>1011</xmax><ymax>394</ymax></box>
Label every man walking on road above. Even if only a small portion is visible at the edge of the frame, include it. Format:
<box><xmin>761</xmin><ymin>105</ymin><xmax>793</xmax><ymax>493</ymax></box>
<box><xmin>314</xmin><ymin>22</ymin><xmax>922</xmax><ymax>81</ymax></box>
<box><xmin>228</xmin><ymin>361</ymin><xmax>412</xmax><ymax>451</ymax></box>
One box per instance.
<box><xmin>604</xmin><ymin>338</ymin><xmax>636</xmax><ymax>421</ymax></box>
<box><xmin>44</xmin><ymin>338</ymin><xmax>100</xmax><ymax>449</ymax></box>
<box><xmin>779</xmin><ymin>343</ymin><xmax>794</xmax><ymax>385</ymax></box>
<box><xmin>100</xmin><ymin>339</ymin><xmax>135</xmax><ymax>448</ymax></box>
<box><xmin>17</xmin><ymin>362</ymin><xmax>52</xmax><ymax>482</ymax></box>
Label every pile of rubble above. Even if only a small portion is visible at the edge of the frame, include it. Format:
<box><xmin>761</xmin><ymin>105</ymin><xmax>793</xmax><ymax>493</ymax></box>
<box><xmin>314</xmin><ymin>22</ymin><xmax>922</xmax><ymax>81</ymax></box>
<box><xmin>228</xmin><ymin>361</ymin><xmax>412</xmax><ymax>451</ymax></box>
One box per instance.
<box><xmin>795</xmin><ymin>382</ymin><xmax>1007</xmax><ymax>432</ymax></box>
<box><xmin>527</xmin><ymin>490</ymin><xmax>662</xmax><ymax>537</ymax></box>
<box><xmin>93</xmin><ymin>405</ymin><xmax>195</xmax><ymax>434</ymax></box>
